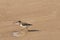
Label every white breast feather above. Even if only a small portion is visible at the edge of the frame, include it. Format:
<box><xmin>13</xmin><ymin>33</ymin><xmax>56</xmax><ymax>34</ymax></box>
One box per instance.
<box><xmin>20</xmin><ymin>24</ymin><xmax>27</xmax><ymax>28</ymax></box>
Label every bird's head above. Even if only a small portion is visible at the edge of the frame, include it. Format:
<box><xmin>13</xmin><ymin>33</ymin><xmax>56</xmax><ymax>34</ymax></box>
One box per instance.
<box><xmin>18</xmin><ymin>21</ymin><xmax>21</xmax><ymax>23</ymax></box>
<box><xmin>15</xmin><ymin>21</ymin><xmax>22</xmax><ymax>25</ymax></box>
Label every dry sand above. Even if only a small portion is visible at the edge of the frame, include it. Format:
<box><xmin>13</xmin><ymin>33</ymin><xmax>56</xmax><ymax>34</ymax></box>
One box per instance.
<box><xmin>0</xmin><ymin>0</ymin><xmax>60</xmax><ymax>40</ymax></box>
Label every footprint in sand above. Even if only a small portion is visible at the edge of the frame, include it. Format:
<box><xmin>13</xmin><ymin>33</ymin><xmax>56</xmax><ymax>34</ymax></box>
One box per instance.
<box><xmin>11</xmin><ymin>31</ymin><xmax>27</xmax><ymax>37</ymax></box>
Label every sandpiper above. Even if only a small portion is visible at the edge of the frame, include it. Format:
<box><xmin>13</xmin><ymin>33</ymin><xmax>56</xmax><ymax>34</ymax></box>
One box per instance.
<box><xmin>16</xmin><ymin>21</ymin><xmax>32</xmax><ymax>30</ymax></box>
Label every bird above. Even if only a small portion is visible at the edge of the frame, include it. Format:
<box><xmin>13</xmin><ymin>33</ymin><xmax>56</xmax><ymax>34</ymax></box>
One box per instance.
<box><xmin>15</xmin><ymin>21</ymin><xmax>32</xmax><ymax>30</ymax></box>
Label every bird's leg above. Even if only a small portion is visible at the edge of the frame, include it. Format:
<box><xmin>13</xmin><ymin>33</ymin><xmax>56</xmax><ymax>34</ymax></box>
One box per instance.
<box><xmin>25</xmin><ymin>27</ymin><xmax>28</xmax><ymax>32</ymax></box>
<box><xmin>20</xmin><ymin>27</ymin><xmax>28</xmax><ymax>32</ymax></box>
<box><xmin>20</xmin><ymin>28</ymin><xmax>24</xmax><ymax>31</ymax></box>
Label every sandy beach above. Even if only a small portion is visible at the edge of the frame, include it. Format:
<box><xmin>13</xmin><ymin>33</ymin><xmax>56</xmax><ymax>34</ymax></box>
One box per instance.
<box><xmin>0</xmin><ymin>0</ymin><xmax>60</xmax><ymax>40</ymax></box>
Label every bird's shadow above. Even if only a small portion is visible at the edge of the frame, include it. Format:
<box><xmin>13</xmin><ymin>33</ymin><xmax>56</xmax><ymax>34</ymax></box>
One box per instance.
<box><xmin>28</xmin><ymin>29</ymin><xmax>40</xmax><ymax>32</ymax></box>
